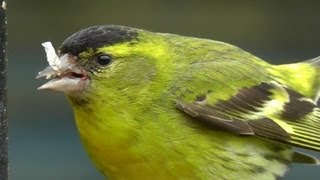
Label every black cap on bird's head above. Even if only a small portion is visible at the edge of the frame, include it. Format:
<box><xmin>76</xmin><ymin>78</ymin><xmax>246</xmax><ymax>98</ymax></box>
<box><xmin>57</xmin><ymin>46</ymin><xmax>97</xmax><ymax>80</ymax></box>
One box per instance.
<box><xmin>59</xmin><ymin>25</ymin><xmax>138</xmax><ymax>56</ymax></box>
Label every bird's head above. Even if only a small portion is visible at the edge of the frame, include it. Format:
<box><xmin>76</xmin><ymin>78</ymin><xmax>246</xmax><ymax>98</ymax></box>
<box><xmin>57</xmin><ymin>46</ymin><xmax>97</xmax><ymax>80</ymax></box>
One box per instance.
<box><xmin>37</xmin><ymin>25</ymin><xmax>173</xmax><ymax>105</ymax></box>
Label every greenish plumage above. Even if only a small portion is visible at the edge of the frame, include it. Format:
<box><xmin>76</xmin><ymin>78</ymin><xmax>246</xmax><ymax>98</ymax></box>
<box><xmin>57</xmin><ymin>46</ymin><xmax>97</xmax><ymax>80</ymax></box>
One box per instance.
<box><xmin>38</xmin><ymin>25</ymin><xmax>320</xmax><ymax>180</ymax></box>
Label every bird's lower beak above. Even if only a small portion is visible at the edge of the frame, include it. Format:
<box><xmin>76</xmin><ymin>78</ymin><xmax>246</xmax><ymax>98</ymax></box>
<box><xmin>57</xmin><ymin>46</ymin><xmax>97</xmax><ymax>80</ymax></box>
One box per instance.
<box><xmin>37</xmin><ymin>54</ymin><xmax>89</xmax><ymax>92</ymax></box>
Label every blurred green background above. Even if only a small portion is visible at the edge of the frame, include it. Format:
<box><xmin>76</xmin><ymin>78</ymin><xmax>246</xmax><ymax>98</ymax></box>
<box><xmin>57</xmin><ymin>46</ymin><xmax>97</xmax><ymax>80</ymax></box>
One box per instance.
<box><xmin>8</xmin><ymin>0</ymin><xmax>320</xmax><ymax>179</ymax></box>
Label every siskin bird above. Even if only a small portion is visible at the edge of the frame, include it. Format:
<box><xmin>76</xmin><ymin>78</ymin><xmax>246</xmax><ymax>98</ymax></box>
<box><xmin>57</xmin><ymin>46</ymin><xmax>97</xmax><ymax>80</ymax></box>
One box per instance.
<box><xmin>37</xmin><ymin>25</ymin><xmax>320</xmax><ymax>180</ymax></box>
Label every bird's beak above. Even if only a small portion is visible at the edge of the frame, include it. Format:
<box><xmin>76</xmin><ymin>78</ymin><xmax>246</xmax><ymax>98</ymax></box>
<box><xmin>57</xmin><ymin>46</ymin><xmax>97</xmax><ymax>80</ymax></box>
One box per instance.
<box><xmin>37</xmin><ymin>42</ymin><xmax>88</xmax><ymax>92</ymax></box>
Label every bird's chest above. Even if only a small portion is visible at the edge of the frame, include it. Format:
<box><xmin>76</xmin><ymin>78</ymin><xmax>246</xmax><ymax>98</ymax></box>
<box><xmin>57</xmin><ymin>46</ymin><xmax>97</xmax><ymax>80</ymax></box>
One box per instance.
<box><xmin>71</xmin><ymin>106</ymin><xmax>199</xmax><ymax>178</ymax></box>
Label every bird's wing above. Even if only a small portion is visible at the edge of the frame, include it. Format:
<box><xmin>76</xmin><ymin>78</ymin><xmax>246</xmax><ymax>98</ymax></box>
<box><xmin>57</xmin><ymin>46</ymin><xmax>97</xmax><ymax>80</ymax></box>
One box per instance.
<box><xmin>176</xmin><ymin>81</ymin><xmax>320</xmax><ymax>154</ymax></box>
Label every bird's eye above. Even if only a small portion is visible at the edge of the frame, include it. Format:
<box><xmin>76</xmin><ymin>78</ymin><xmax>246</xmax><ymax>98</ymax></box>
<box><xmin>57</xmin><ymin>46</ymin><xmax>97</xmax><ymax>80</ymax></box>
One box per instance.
<box><xmin>96</xmin><ymin>54</ymin><xmax>112</xmax><ymax>66</ymax></box>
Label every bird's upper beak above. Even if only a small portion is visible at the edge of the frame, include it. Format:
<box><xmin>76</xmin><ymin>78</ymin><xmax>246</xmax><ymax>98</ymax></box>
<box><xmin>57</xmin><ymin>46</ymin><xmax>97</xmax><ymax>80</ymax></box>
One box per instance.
<box><xmin>37</xmin><ymin>42</ymin><xmax>88</xmax><ymax>92</ymax></box>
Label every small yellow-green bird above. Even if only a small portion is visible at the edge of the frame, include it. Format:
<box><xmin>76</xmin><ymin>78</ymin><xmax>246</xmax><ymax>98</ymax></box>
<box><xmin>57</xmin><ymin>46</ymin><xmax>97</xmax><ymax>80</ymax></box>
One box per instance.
<box><xmin>37</xmin><ymin>25</ymin><xmax>320</xmax><ymax>180</ymax></box>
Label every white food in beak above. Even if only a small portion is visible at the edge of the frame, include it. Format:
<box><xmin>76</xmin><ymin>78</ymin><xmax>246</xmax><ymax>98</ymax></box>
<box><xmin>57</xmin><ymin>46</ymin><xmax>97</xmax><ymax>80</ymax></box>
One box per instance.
<box><xmin>37</xmin><ymin>41</ymin><xmax>88</xmax><ymax>92</ymax></box>
<box><xmin>41</xmin><ymin>42</ymin><xmax>62</xmax><ymax>71</ymax></box>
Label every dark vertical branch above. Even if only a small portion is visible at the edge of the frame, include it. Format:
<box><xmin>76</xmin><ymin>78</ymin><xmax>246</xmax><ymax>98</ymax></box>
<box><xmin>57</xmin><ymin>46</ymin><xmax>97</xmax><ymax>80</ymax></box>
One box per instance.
<box><xmin>0</xmin><ymin>0</ymin><xmax>7</xmax><ymax>180</ymax></box>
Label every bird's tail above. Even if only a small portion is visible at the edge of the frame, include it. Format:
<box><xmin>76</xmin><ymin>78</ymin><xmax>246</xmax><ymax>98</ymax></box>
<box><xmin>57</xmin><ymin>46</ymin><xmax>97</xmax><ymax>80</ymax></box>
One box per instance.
<box><xmin>268</xmin><ymin>57</ymin><xmax>320</xmax><ymax>153</ymax></box>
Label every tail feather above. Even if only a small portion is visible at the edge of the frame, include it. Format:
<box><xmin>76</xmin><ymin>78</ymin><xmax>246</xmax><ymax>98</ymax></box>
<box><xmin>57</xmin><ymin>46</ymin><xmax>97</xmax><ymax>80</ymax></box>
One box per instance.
<box><xmin>303</xmin><ymin>56</ymin><xmax>320</xmax><ymax>65</ymax></box>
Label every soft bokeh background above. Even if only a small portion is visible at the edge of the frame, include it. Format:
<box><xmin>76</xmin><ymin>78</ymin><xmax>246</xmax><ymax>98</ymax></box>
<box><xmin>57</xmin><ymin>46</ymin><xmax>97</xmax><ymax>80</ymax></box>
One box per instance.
<box><xmin>8</xmin><ymin>0</ymin><xmax>320</xmax><ymax>179</ymax></box>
